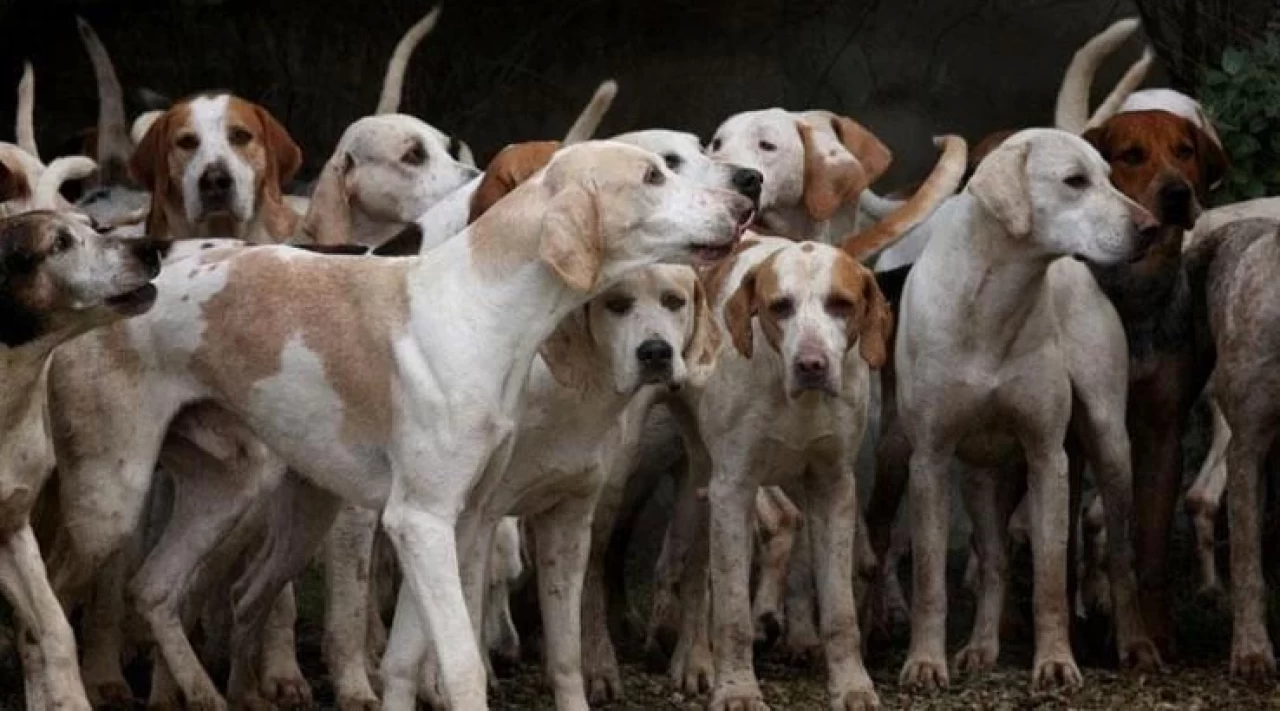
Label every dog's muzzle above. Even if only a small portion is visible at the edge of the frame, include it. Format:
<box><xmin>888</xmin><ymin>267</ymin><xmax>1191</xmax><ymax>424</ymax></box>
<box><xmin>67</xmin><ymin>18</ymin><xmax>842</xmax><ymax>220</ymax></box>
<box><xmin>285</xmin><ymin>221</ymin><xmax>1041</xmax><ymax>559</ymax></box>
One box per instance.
<box><xmin>636</xmin><ymin>338</ymin><xmax>675</xmax><ymax>382</ymax></box>
<box><xmin>792</xmin><ymin>350</ymin><xmax>831</xmax><ymax>392</ymax></box>
<box><xmin>731</xmin><ymin>167</ymin><xmax>764</xmax><ymax>208</ymax></box>
<box><xmin>198</xmin><ymin>163</ymin><xmax>235</xmax><ymax>211</ymax></box>
<box><xmin>1157</xmin><ymin>180</ymin><xmax>1196</xmax><ymax>229</ymax></box>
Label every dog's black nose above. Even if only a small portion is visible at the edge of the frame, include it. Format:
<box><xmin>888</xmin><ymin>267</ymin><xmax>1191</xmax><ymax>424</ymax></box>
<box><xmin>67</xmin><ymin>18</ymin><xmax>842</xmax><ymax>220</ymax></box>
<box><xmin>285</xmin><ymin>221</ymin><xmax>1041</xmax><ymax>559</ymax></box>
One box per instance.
<box><xmin>1158</xmin><ymin>180</ymin><xmax>1194</xmax><ymax>228</ymax></box>
<box><xmin>794</xmin><ymin>353</ymin><xmax>830</xmax><ymax>389</ymax></box>
<box><xmin>732</xmin><ymin>167</ymin><xmax>763</xmax><ymax>206</ymax></box>
<box><xmin>636</xmin><ymin>339</ymin><xmax>674</xmax><ymax>370</ymax></box>
<box><xmin>198</xmin><ymin>164</ymin><xmax>234</xmax><ymax>204</ymax></box>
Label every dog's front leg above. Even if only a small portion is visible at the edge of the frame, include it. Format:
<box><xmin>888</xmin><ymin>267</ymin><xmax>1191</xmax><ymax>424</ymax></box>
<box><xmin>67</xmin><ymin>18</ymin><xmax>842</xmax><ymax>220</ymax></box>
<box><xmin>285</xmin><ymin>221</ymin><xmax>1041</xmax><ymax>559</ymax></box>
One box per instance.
<box><xmin>899</xmin><ymin>446</ymin><xmax>952</xmax><ymax>691</ymax></box>
<box><xmin>954</xmin><ymin>466</ymin><xmax>1007</xmax><ymax>674</ymax></box>
<box><xmin>807</xmin><ymin>458</ymin><xmax>878</xmax><ymax>710</ymax></box>
<box><xmin>530</xmin><ymin>492</ymin><xmax>597</xmax><ymax>711</ymax></box>
<box><xmin>707</xmin><ymin>458</ymin><xmax>766</xmax><ymax>710</ymax></box>
<box><xmin>1022</xmin><ymin>443</ymin><xmax>1081</xmax><ymax>690</ymax></box>
<box><xmin>0</xmin><ymin>523</ymin><xmax>90</xmax><ymax>711</ymax></box>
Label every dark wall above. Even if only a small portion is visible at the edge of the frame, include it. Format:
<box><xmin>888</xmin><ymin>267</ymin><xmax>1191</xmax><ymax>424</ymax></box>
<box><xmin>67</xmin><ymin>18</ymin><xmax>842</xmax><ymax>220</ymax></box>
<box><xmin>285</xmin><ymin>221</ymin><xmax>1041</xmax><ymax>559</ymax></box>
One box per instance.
<box><xmin>0</xmin><ymin>0</ymin><xmax>1151</xmax><ymax>187</ymax></box>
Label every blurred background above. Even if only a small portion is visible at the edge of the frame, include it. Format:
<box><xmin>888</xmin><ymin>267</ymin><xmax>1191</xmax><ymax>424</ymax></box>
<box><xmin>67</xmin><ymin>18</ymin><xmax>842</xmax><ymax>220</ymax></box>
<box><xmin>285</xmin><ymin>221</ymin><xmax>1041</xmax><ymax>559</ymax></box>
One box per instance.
<box><xmin>0</xmin><ymin>0</ymin><xmax>1272</xmax><ymax>188</ymax></box>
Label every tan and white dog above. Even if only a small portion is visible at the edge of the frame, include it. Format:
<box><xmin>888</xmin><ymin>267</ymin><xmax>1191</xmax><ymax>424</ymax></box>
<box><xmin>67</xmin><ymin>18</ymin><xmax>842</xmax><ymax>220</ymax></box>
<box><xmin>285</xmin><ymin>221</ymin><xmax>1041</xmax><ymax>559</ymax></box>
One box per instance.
<box><xmin>0</xmin><ymin>209</ymin><xmax>160</xmax><ymax>711</ymax></box>
<box><xmin>44</xmin><ymin>141</ymin><xmax>755</xmax><ymax>709</ymax></box>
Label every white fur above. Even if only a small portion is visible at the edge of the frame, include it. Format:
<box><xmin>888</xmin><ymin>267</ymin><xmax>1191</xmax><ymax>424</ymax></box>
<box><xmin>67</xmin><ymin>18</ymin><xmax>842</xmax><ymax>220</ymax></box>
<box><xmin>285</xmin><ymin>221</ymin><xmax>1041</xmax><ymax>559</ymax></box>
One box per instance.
<box><xmin>182</xmin><ymin>95</ymin><xmax>259</xmax><ymax>226</ymax></box>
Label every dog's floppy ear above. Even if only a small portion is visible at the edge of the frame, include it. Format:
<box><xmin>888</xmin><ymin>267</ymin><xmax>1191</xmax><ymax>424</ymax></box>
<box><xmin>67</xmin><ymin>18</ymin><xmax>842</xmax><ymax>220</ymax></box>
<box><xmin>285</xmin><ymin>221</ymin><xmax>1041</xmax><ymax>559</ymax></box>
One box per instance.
<box><xmin>538</xmin><ymin>305</ymin><xmax>597</xmax><ymax>390</ymax></box>
<box><xmin>832</xmin><ymin>115</ymin><xmax>892</xmax><ymax>187</ymax></box>
<box><xmin>798</xmin><ymin>120</ymin><xmax>868</xmax><ymax>222</ymax></box>
<box><xmin>540</xmin><ymin>183</ymin><xmax>602</xmax><ymax>292</ymax></box>
<box><xmin>723</xmin><ymin>265</ymin><xmax>759</xmax><ymax>358</ymax></box>
<box><xmin>855</xmin><ymin>267</ymin><xmax>893</xmax><ymax>369</ymax></box>
<box><xmin>1189</xmin><ymin>119</ymin><xmax>1228</xmax><ymax>196</ymax></box>
<box><xmin>968</xmin><ymin>139</ymin><xmax>1032</xmax><ymax>238</ymax></box>
<box><xmin>129</xmin><ymin>110</ymin><xmax>177</xmax><ymax>238</ymax></box>
<box><xmin>683</xmin><ymin>275</ymin><xmax>723</xmax><ymax>369</ymax></box>
<box><xmin>255</xmin><ymin>104</ymin><xmax>303</xmax><ymax>188</ymax></box>
<box><xmin>0</xmin><ymin>218</ymin><xmax>44</xmax><ymax>347</ymax></box>
<box><xmin>0</xmin><ymin>162</ymin><xmax>31</xmax><ymax>204</ymax></box>
<box><xmin>300</xmin><ymin>152</ymin><xmax>354</xmax><ymax>245</ymax></box>
<box><xmin>1080</xmin><ymin>124</ymin><xmax>1110</xmax><ymax>160</ymax></box>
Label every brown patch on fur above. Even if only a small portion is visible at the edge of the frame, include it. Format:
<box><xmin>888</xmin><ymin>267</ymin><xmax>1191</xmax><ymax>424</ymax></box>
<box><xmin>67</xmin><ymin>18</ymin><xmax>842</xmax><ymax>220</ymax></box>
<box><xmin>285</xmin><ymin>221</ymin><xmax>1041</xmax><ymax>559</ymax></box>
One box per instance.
<box><xmin>0</xmin><ymin>156</ymin><xmax>33</xmax><ymax>205</ymax></box>
<box><xmin>701</xmin><ymin>234</ymin><xmax>761</xmax><ymax>306</ymax></box>
<box><xmin>194</xmin><ymin>249</ymin><xmax>410</xmax><ymax>444</ymax></box>
<box><xmin>970</xmin><ymin>130</ymin><xmax>1017</xmax><ymax>171</ymax></box>
<box><xmin>830</xmin><ymin>115</ymin><xmax>892</xmax><ymax>185</ymax></box>
<box><xmin>469</xmin><ymin>141</ymin><xmax>560</xmax><ymax>223</ymax></box>
<box><xmin>130</xmin><ymin>95</ymin><xmax>302</xmax><ymax>241</ymax></box>
<box><xmin>798</xmin><ymin>122</ymin><xmax>868</xmax><ymax>222</ymax></box>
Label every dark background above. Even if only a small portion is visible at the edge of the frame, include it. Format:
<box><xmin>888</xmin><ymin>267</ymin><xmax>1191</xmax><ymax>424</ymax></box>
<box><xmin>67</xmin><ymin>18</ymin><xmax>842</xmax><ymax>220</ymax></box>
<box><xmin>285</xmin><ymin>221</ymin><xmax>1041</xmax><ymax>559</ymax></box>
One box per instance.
<box><xmin>0</xmin><ymin>0</ymin><xmax>1265</xmax><ymax>187</ymax></box>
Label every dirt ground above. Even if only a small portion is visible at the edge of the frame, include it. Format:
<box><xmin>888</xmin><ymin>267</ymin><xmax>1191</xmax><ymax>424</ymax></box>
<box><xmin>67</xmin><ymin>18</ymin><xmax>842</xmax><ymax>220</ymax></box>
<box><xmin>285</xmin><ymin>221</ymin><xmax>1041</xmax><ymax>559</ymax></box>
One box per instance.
<box><xmin>1</xmin><ymin>529</ymin><xmax>1279</xmax><ymax>709</ymax></box>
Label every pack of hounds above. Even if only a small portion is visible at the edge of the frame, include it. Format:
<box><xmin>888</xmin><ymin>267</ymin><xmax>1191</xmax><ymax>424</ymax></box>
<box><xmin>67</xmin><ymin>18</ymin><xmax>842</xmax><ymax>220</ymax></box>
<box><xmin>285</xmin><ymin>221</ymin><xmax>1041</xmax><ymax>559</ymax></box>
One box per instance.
<box><xmin>0</xmin><ymin>8</ymin><xmax>1278</xmax><ymax>710</ymax></box>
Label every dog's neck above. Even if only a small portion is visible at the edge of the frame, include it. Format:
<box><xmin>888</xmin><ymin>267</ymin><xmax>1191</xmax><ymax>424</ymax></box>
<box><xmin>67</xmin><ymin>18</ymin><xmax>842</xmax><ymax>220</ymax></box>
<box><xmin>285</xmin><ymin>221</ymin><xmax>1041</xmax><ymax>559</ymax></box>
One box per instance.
<box><xmin>1088</xmin><ymin>225</ymin><xmax>1186</xmax><ymax>320</ymax></box>
<box><xmin>158</xmin><ymin>192</ymin><xmax>295</xmax><ymax>243</ymax></box>
<box><xmin>350</xmin><ymin>206</ymin><xmax>411</xmax><ymax>249</ymax></box>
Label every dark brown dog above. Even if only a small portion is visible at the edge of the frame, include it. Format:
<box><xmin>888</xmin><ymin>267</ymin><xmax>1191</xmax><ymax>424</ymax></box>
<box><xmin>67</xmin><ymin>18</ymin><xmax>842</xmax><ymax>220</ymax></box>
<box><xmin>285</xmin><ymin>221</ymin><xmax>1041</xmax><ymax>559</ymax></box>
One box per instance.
<box><xmin>1082</xmin><ymin>109</ymin><xmax>1227</xmax><ymax>656</ymax></box>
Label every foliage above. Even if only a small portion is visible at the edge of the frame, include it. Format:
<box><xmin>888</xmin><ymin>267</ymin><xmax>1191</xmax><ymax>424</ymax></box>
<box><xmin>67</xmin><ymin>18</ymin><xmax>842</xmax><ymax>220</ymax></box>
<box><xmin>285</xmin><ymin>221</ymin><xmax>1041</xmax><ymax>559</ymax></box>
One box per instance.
<box><xmin>1199</xmin><ymin>32</ymin><xmax>1280</xmax><ymax>204</ymax></box>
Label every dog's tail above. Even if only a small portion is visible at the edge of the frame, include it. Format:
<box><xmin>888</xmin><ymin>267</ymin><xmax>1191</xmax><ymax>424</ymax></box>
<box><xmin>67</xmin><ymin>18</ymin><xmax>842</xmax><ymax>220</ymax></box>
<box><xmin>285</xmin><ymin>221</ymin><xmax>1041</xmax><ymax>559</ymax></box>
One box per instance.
<box><xmin>841</xmin><ymin>135</ymin><xmax>967</xmax><ymax>261</ymax></box>
<box><xmin>1054</xmin><ymin>17</ymin><xmax>1143</xmax><ymax>133</ymax></box>
<box><xmin>1085</xmin><ymin>47</ymin><xmax>1155</xmax><ymax>130</ymax></box>
<box><xmin>77</xmin><ymin>17</ymin><xmax>133</xmax><ymax>185</ymax></box>
<box><xmin>563</xmin><ymin>80</ymin><xmax>618</xmax><ymax>145</ymax></box>
<box><xmin>376</xmin><ymin>6</ymin><xmax>441</xmax><ymax>115</ymax></box>
<box><xmin>16</xmin><ymin>62</ymin><xmax>37</xmax><ymax>159</ymax></box>
<box><xmin>35</xmin><ymin>156</ymin><xmax>97</xmax><ymax>210</ymax></box>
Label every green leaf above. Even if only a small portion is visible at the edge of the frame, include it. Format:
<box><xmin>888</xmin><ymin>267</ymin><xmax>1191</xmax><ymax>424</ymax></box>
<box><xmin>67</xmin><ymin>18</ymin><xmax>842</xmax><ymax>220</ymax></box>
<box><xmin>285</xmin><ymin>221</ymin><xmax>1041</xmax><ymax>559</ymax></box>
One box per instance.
<box><xmin>1223</xmin><ymin>47</ymin><xmax>1247</xmax><ymax>75</ymax></box>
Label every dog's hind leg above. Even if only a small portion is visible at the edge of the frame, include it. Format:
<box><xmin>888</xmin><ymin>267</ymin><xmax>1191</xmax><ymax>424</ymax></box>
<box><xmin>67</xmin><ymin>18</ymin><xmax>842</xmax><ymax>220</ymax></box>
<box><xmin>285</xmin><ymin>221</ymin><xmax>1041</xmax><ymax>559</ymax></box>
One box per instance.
<box><xmin>225</xmin><ymin>475</ymin><xmax>340</xmax><ymax>709</ymax></box>
<box><xmin>323</xmin><ymin>504</ymin><xmax>381</xmax><ymax>711</ymax></box>
<box><xmin>954</xmin><ymin>466</ymin><xmax>1008</xmax><ymax>674</ymax></box>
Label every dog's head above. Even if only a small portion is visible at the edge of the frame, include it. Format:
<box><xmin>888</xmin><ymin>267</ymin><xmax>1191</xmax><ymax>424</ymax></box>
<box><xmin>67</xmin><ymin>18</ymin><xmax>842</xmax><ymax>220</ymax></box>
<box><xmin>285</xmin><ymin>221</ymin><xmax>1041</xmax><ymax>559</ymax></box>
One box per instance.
<box><xmin>614</xmin><ymin>129</ymin><xmax>763</xmax><ymax>206</ymax></box>
<box><xmin>526</xmin><ymin>141</ymin><xmax>757</xmax><ymax>291</ymax></box>
<box><xmin>1083</xmin><ymin>110</ymin><xmax>1227</xmax><ymax>230</ymax></box>
<box><xmin>129</xmin><ymin>93</ymin><xmax>301</xmax><ymax>237</ymax></box>
<box><xmin>0</xmin><ymin>211</ymin><xmax>161</xmax><ymax>347</ymax></box>
<box><xmin>706</xmin><ymin>108</ymin><xmax>890</xmax><ymax>223</ymax></box>
<box><xmin>303</xmin><ymin>114</ymin><xmax>479</xmax><ymax>244</ymax></box>
<box><xmin>540</xmin><ymin>264</ymin><xmax>720</xmax><ymax>394</ymax></box>
<box><xmin>967</xmin><ymin>128</ymin><xmax>1158</xmax><ymax>265</ymax></box>
<box><xmin>724</xmin><ymin>240</ymin><xmax>890</xmax><ymax>398</ymax></box>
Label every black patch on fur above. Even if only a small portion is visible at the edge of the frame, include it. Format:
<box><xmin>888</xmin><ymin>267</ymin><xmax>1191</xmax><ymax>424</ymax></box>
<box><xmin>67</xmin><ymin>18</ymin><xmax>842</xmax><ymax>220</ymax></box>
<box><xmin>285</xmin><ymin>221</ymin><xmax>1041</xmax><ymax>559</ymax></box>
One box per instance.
<box><xmin>372</xmin><ymin>223</ymin><xmax>423</xmax><ymax>257</ymax></box>
<box><xmin>287</xmin><ymin>243</ymin><xmax>370</xmax><ymax>256</ymax></box>
<box><xmin>0</xmin><ymin>215</ymin><xmax>46</xmax><ymax>347</ymax></box>
<box><xmin>874</xmin><ymin>263</ymin><xmax>911</xmax><ymax>313</ymax></box>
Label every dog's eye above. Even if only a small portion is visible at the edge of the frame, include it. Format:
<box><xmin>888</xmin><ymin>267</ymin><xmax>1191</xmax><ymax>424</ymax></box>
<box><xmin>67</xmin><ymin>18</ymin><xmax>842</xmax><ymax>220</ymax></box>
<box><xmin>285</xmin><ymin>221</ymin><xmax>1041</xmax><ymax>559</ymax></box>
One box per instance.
<box><xmin>768</xmin><ymin>297</ymin><xmax>794</xmax><ymax>319</ymax></box>
<box><xmin>644</xmin><ymin>165</ymin><xmax>665</xmax><ymax>186</ymax></box>
<box><xmin>52</xmin><ymin>231</ymin><xmax>74</xmax><ymax>253</ymax></box>
<box><xmin>604</xmin><ymin>295</ymin><xmax>634</xmax><ymax>315</ymax></box>
<box><xmin>1175</xmin><ymin>143</ymin><xmax>1195</xmax><ymax>160</ymax></box>
<box><xmin>175</xmin><ymin>134</ymin><xmax>200</xmax><ymax>151</ymax></box>
<box><xmin>1119</xmin><ymin>147</ymin><xmax>1146</xmax><ymax>166</ymax></box>
<box><xmin>1063</xmin><ymin>174</ymin><xmax>1090</xmax><ymax>189</ymax></box>
<box><xmin>709</xmin><ymin>138</ymin><xmax>723</xmax><ymax>152</ymax></box>
<box><xmin>227</xmin><ymin>127</ymin><xmax>252</xmax><ymax>147</ymax></box>
<box><xmin>758</xmin><ymin>140</ymin><xmax>777</xmax><ymax>152</ymax></box>
<box><xmin>402</xmin><ymin>143</ymin><xmax>427</xmax><ymax>166</ymax></box>
<box><xmin>660</xmin><ymin>292</ymin><xmax>686</xmax><ymax>311</ymax></box>
<box><xmin>662</xmin><ymin>153</ymin><xmax>684</xmax><ymax>171</ymax></box>
<box><xmin>826</xmin><ymin>295</ymin><xmax>854</xmax><ymax>317</ymax></box>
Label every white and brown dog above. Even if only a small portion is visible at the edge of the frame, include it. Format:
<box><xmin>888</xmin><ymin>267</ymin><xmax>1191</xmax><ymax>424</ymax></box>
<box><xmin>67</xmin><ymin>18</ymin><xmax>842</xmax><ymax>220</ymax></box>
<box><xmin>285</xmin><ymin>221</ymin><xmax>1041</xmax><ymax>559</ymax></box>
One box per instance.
<box><xmin>44</xmin><ymin>140</ymin><xmax>755</xmax><ymax>709</ymax></box>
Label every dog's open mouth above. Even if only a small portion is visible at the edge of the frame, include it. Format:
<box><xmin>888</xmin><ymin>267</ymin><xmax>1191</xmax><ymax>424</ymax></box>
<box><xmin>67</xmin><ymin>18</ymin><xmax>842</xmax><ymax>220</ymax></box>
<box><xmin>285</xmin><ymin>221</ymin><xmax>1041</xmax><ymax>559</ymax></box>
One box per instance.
<box><xmin>106</xmin><ymin>283</ymin><xmax>158</xmax><ymax>313</ymax></box>
<box><xmin>688</xmin><ymin>209</ymin><xmax>757</xmax><ymax>265</ymax></box>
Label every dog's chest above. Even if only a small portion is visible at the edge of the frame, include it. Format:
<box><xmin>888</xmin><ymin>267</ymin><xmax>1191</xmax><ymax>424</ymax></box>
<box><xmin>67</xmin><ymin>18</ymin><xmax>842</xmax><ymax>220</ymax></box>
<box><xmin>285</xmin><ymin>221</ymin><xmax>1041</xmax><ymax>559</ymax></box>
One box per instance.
<box><xmin>0</xmin><ymin>391</ymin><xmax>53</xmax><ymax>531</ymax></box>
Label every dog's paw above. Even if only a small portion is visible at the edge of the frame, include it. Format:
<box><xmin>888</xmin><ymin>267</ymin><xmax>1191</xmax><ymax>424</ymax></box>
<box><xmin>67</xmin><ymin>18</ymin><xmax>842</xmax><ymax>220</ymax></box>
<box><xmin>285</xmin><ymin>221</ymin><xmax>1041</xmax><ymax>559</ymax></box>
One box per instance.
<box><xmin>176</xmin><ymin>695</ymin><xmax>230</xmax><ymax>711</ymax></box>
<box><xmin>954</xmin><ymin>642</ymin><xmax>999</xmax><ymax>674</ymax></box>
<box><xmin>1230</xmin><ymin>637</ymin><xmax>1277</xmax><ymax>682</ymax></box>
<box><xmin>585</xmin><ymin>655</ymin><xmax>624</xmax><ymax>705</ymax></box>
<box><xmin>670</xmin><ymin>646</ymin><xmax>714</xmax><ymax>696</ymax></box>
<box><xmin>831</xmin><ymin>688</ymin><xmax>880</xmax><ymax>711</ymax></box>
<box><xmin>1120</xmin><ymin>637</ymin><xmax>1163</xmax><ymax>672</ymax></box>
<box><xmin>1030</xmin><ymin>653</ymin><xmax>1083</xmax><ymax>691</ymax></box>
<box><xmin>709</xmin><ymin>680</ymin><xmax>769</xmax><ymax>711</ymax></box>
<box><xmin>262</xmin><ymin>674</ymin><xmax>312</xmax><ymax>708</ymax></box>
<box><xmin>898</xmin><ymin>655</ymin><xmax>949</xmax><ymax>691</ymax></box>
<box><xmin>777</xmin><ymin>626</ymin><xmax>822</xmax><ymax>669</ymax></box>
<box><xmin>336</xmin><ymin>691</ymin><xmax>381</xmax><ymax>711</ymax></box>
